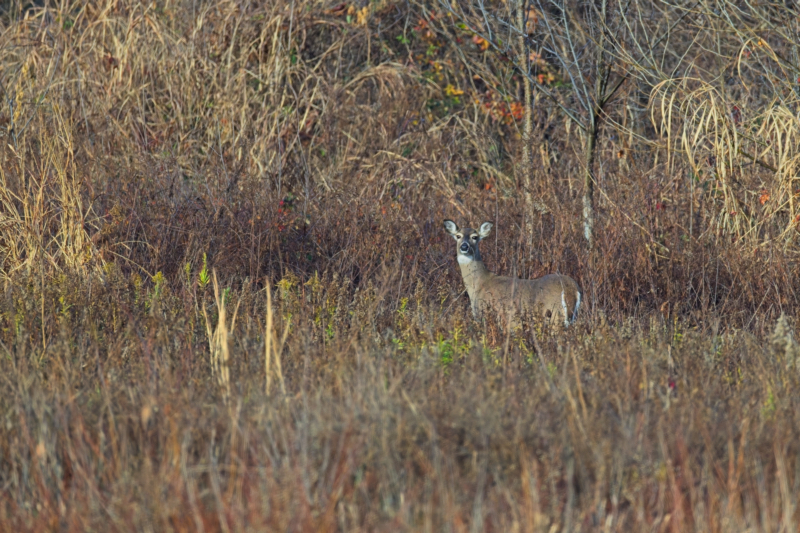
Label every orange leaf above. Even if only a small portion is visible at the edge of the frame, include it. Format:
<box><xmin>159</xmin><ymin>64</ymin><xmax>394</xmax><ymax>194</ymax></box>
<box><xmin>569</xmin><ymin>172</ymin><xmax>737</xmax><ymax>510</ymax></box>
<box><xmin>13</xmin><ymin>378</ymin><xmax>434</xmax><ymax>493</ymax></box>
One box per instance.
<box><xmin>472</xmin><ymin>34</ymin><xmax>489</xmax><ymax>51</ymax></box>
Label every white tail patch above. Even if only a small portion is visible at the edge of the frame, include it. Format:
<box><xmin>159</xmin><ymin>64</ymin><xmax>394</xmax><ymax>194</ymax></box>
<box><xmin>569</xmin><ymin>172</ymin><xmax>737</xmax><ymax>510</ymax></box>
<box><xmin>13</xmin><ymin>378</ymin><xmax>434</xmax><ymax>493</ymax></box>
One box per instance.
<box><xmin>561</xmin><ymin>291</ymin><xmax>569</xmax><ymax>327</ymax></box>
<box><xmin>572</xmin><ymin>291</ymin><xmax>581</xmax><ymax>324</ymax></box>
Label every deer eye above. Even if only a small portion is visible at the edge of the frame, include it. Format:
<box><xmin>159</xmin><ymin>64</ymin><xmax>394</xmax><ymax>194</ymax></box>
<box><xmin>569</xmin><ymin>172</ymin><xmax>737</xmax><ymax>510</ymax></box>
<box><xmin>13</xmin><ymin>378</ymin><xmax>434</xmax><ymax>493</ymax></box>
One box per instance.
<box><xmin>456</xmin><ymin>234</ymin><xmax>462</xmax><ymax>239</ymax></box>
<box><xmin>471</xmin><ymin>235</ymin><xmax>478</xmax><ymax>240</ymax></box>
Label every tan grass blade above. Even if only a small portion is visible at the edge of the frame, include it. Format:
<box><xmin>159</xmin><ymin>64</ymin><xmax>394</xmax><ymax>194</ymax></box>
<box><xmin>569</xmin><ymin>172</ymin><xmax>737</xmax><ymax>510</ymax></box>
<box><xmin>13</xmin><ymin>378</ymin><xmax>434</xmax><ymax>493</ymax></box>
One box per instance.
<box><xmin>202</xmin><ymin>270</ymin><xmax>240</xmax><ymax>399</ymax></box>
<box><xmin>264</xmin><ymin>285</ymin><xmax>287</xmax><ymax>396</ymax></box>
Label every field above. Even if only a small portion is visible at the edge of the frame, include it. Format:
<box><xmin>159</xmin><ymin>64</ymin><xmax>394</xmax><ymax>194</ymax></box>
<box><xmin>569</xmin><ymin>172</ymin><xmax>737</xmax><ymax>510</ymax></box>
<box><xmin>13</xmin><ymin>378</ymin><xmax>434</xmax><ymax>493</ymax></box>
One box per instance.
<box><xmin>2</xmin><ymin>0</ymin><xmax>800</xmax><ymax>531</ymax></box>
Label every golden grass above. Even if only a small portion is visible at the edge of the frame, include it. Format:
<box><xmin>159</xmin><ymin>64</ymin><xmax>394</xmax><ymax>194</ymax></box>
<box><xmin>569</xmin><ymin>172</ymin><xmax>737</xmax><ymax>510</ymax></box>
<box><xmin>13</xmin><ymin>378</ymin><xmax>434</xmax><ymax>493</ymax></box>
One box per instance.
<box><xmin>264</xmin><ymin>284</ymin><xmax>287</xmax><ymax>396</ymax></box>
<box><xmin>203</xmin><ymin>270</ymin><xmax>240</xmax><ymax>399</ymax></box>
<box><xmin>1</xmin><ymin>0</ymin><xmax>800</xmax><ymax>530</ymax></box>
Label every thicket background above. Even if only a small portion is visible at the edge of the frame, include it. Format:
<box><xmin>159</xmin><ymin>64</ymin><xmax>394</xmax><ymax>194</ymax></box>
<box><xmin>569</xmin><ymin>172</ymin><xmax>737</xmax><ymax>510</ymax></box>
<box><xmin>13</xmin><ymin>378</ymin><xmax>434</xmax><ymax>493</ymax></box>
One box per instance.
<box><xmin>1</xmin><ymin>0</ymin><xmax>800</xmax><ymax>531</ymax></box>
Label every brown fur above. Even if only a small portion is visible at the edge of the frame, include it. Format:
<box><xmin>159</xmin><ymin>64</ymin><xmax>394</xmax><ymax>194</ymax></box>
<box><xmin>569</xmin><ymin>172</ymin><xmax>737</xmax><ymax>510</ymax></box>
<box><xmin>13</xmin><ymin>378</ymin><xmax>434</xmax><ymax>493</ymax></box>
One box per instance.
<box><xmin>444</xmin><ymin>220</ymin><xmax>581</xmax><ymax>326</ymax></box>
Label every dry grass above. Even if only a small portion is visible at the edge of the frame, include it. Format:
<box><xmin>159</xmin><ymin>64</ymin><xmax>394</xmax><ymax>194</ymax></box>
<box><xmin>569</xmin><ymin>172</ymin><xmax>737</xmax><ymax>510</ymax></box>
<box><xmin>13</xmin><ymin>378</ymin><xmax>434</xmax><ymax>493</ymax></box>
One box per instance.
<box><xmin>1</xmin><ymin>0</ymin><xmax>800</xmax><ymax>531</ymax></box>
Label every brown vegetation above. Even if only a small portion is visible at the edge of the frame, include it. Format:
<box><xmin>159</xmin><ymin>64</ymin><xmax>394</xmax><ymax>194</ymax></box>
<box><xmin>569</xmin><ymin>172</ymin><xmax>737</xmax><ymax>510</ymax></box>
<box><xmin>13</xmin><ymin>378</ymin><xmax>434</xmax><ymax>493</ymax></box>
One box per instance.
<box><xmin>1</xmin><ymin>0</ymin><xmax>799</xmax><ymax>530</ymax></box>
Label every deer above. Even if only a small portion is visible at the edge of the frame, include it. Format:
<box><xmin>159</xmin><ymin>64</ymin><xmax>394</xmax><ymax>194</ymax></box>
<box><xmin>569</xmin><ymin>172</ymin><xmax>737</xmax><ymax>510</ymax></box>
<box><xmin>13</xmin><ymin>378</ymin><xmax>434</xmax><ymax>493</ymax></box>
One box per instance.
<box><xmin>443</xmin><ymin>220</ymin><xmax>581</xmax><ymax>327</ymax></box>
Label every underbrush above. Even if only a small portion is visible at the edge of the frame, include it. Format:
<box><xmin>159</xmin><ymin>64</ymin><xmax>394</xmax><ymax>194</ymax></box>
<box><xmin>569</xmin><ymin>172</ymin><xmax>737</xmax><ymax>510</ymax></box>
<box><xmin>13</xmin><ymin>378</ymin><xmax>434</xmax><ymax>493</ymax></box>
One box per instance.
<box><xmin>2</xmin><ymin>0</ymin><xmax>800</xmax><ymax>530</ymax></box>
<box><xmin>2</xmin><ymin>271</ymin><xmax>800</xmax><ymax>531</ymax></box>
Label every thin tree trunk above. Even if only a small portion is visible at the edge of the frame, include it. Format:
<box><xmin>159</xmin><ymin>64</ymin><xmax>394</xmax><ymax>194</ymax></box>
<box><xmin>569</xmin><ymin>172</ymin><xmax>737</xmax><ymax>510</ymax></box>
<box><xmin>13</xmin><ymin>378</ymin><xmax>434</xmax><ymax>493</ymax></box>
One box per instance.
<box><xmin>517</xmin><ymin>0</ymin><xmax>534</xmax><ymax>245</ymax></box>
<box><xmin>522</xmin><ymin>68</ymin><xmax>533</xmax><ymax>202</ymax></box>
<box><xmin>583</xmin><ymin>117</ymin><xmax>598</xmax><ymax>248</ymax></box>
<box><xmin>583</xmin><ymin>0</ymin><xmax>608</xmax><ymax>250</ymax></box>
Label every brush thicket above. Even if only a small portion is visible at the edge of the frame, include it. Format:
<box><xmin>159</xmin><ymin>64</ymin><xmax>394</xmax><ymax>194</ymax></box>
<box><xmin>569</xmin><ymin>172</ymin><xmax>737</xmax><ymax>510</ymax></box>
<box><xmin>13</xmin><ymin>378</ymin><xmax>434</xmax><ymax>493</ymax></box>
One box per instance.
<box><xmin>1</xmin><ymin>0</ymin><xmax>800</xmax><ymax>530</ymax></box>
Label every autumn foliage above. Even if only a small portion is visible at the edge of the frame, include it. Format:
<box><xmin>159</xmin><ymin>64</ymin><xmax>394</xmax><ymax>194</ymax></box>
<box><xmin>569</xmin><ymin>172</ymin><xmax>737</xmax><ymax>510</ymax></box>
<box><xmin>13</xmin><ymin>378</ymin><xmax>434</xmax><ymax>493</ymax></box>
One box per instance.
<box><xmin>1</xmin><ymin>0</ymin><xmax>800</xmax><ymax>531</ymax></box>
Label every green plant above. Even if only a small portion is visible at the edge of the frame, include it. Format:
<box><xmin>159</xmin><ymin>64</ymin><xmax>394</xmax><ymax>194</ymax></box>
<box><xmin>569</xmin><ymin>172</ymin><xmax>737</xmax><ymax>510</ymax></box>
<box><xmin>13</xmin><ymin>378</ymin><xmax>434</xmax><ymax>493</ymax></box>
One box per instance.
<box><xmin>436</xmin><ymin>333</ymin><xmax>454</xmax><ymax>369</ymax></box>
<box><xmin>183</xmin><ymin>260</ymin><xmax>192</xmax><ymax>286</ymax></box>
<box><xmin>198</xmin><ymin>254</ymin><xmax>210</xmax><ymax>290</ymax></box>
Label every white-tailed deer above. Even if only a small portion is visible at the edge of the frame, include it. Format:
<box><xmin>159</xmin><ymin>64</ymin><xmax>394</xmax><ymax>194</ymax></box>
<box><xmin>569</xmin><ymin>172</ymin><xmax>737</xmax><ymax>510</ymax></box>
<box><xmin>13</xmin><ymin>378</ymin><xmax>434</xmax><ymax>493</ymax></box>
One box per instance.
<box><xmin>443</xmin><ymin>220</ymin><xmax>581</xmax><ymax>327</ymax></box>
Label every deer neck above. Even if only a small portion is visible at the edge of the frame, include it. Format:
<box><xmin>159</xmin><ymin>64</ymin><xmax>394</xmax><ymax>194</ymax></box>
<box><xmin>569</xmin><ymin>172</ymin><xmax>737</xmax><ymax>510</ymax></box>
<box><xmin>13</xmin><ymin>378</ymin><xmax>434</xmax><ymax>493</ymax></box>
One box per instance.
<box><xmin>458</xmin><ymin>259</ymin><xmax>491</xmax><ymax>301</ymax></box>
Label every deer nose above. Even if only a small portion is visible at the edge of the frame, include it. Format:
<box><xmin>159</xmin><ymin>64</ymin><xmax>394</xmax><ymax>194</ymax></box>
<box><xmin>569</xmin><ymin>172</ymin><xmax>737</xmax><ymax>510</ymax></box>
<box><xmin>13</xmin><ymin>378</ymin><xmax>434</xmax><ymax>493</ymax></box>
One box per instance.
<box><xmin>460</xmin><ymin>242</ymin><xmax>469</xmax><ymax>253</ymax></box>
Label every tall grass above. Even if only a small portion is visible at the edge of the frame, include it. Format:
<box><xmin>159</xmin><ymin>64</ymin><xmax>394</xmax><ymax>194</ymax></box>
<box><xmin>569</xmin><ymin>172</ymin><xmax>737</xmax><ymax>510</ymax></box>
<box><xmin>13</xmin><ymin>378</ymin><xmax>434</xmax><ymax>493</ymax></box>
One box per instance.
<box><xmin>1</xmin><ymin>0</ymin><xmax>800</xmax><ymax>530</ymax></box>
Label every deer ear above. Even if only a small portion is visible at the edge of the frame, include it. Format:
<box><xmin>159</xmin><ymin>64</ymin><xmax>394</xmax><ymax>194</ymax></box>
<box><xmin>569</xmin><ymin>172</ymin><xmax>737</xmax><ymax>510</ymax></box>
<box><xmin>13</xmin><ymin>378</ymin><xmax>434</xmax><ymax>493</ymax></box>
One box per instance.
<box><xmin>478</xmin><ymin>222</ymin><xmax>493</xmax><ymax>239</ymax></box>
<box><xmin>443</xmin><ymin>220</ymin><xmax>460</xmax><ymax>239</ymax></box>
